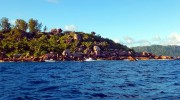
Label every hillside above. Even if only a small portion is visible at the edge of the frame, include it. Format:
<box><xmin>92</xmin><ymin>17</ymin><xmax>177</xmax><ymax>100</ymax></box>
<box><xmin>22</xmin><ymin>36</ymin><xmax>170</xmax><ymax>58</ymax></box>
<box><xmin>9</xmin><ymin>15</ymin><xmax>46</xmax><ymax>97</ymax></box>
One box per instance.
<box><xmin>132</xmin><ymin>45</ymin><xmax>180</xmax><ymax>57</ymax></box>
<box><xmin>0</xmin><ymin>17</ymin><xmax>130</xmax><ymax>60</ymax></box>
<box><xmin>0</xmin><ymin>30</ymin><xmax>129</xmax><ymax>58</ymax></box>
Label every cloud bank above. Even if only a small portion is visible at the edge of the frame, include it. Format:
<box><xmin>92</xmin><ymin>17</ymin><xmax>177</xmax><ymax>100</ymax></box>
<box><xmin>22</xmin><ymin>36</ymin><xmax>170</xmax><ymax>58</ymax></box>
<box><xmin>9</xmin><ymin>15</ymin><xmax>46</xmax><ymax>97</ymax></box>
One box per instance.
<box><xmin>122</xmin><ymin>32</ymin><xmax>180</xmax><ymax>47</ymax></box>
<box><xmin>167</xmin><ymin>32</ymin><xmax>180</xmax><ymax>45</ymax></box>
<box><xmin>122</xmin><ymin>36</ymin><xmax>151</xmax><ymax>47</ymax></box>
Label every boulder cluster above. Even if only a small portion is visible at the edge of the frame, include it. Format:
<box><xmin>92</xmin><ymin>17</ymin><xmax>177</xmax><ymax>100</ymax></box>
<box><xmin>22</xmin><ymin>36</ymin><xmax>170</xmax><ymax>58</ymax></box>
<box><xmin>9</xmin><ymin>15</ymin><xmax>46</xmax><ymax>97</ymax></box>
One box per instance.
<box><xmin>0</xmin><ymin>46</ymin><xmax>174</xmax><ymax>62</ymax></box>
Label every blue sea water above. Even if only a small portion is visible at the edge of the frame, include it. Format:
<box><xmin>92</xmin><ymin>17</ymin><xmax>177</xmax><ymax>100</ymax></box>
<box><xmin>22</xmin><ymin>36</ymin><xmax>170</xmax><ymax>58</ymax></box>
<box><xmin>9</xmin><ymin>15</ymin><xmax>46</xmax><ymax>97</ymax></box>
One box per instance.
<box><xmin>0</xmin><ymin>60</ymin><xmax>180</xmax><ymax>100</ymax></box>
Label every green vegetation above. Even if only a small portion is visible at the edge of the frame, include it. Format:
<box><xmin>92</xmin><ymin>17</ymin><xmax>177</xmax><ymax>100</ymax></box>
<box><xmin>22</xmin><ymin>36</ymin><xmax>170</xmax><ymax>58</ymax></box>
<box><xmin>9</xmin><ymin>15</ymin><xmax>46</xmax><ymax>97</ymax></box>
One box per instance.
<box><xmin>15</xmin><ymin>19</ymin><xmax>28</xmax><ymax>31</ymax></box>
<box><xmin>0</xmin><ymin>17</ymin><xmax>11</xmax><ymax>32</ymax></box>
<box><xmin>132</xmin><ymin>45</ymin><xmax>180</xmax><ymax>57</ymax></box>
<box><xmin>0</xmin><ymin>17</ymin><xmax>129</xmax><ymax>58</ymax></box>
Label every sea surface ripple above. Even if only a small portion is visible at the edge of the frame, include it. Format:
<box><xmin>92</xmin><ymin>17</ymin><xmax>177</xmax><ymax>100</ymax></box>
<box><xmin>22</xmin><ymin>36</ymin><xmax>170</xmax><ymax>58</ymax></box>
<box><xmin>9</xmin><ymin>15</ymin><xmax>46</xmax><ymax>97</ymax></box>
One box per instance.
<box><xmin>0</xmin><ymin>60</ymin><xmax>180</xmax><ymax>100</ymax></box>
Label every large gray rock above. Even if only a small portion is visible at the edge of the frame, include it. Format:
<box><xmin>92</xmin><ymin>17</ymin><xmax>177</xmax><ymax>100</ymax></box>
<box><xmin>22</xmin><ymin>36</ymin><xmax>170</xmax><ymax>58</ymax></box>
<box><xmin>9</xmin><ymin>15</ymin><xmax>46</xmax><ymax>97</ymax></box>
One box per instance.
<box><xmin>93</xmin><ymin>46</ymin><xmax>101</xmax><ymax>51</ymax></box>
<box><xmin>62</xmin><ymin>49</ymin><xmax>71</xmax><ymax>57</ymax></box>
<box><xmin>73</xmin><ymin>52</ymin><xmax>84</xmax><ymax>58</ymax></box>
<box><xmin>119</xmin><ymin>51</ymin><xmax>128</xmax><ymax>56</ymax></box>
<box><xmin>93</xmin><ymin>46</ymin><xmax>101</xmax><ymax>56</ymax></box>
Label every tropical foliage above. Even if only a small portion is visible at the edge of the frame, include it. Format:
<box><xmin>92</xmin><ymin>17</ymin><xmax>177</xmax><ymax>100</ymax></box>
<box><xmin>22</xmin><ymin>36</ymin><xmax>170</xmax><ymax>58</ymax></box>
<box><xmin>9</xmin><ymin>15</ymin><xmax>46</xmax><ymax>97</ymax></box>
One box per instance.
<box><xmin>0</xmin><ymin>17</ymin><xmax>129</xmax><ymax>58</ymax></box>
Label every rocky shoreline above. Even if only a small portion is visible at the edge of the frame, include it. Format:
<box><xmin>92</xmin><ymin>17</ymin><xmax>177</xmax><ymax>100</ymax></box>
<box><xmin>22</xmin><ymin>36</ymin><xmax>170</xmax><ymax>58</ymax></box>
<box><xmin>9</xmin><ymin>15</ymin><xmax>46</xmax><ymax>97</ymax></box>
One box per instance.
<box><xmin>0</xmin><ymin>18</ymin><xmax>178</xmax><ymax>62</ymax></box>
<box><xmin>0</xmin><ymin>47</ymin><xmax>174</xmax><ymax>62</ymax></box>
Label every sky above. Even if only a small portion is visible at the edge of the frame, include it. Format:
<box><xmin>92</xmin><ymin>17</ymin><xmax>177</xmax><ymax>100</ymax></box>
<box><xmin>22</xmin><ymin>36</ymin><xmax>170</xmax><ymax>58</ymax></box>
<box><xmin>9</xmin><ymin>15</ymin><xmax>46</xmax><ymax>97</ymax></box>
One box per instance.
<box><xmin>0</xmin><ymin>0</ymin><xmax>180</xmax><ymax>47</ymax></box>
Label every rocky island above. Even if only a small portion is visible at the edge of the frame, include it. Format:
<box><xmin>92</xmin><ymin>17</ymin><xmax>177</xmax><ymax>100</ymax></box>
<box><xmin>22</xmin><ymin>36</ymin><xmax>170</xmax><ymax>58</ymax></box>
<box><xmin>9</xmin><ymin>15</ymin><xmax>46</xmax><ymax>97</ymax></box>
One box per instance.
<box><xmin>0</xmin><ymin>17</ymin><xmax>174</xmax><ymax>62</ymax></box>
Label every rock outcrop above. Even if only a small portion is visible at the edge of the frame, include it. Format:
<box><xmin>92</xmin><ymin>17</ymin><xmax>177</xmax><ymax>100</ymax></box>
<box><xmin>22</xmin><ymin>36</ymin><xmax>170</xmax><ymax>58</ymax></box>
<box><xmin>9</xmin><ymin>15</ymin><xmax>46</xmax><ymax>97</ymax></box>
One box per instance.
<box><xmin>93</xmin><ymin>46</ymin><xmax>101</xmax><ymax>56</ymax></box>
<box><xmin>62</xmin><ymin>49</ymin><xmax>71</xmax><ymax>57</ymax></box>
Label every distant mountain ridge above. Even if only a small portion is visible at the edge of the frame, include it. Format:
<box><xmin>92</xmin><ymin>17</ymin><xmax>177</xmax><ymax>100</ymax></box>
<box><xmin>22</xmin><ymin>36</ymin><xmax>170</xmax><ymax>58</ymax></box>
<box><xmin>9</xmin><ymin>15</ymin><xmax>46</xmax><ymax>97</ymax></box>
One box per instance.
<box><xmin>132</xmin><ymin>45</ymin><xmax>180</xmax><ymax>57</ymax></box>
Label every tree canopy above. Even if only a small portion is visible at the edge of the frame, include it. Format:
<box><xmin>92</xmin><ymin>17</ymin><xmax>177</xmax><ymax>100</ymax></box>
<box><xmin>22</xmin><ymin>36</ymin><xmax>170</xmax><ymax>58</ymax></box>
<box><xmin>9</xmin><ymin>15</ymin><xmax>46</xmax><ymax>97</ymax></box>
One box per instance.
<box><xmin>28</xmin><ymin>18</ymin><xmax>42</xmax><ymax>33</ymax></box>
<box><xmin>0</xmin><ymin>17</ymin><xmax>129</xmax><ymax>58</ymax></box>
<box><xmin>15</xmin><ymin>19</ymin><xmax>28</xmax><ymax>31</ymax></box>
<box><xmin>0</xmin><ymin>17</ymin><xmax>11</xmax><ymax>32</ymax></box>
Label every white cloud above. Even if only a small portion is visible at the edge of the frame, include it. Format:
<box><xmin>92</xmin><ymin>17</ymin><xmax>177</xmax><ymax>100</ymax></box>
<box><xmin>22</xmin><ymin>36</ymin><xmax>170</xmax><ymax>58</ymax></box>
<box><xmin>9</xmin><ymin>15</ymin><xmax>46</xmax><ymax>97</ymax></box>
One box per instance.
<box><xmin>166</xmin><ymin>32</ymin><xmax>180</xmax><ymax>45</ymax></box>
<box><xmin>152</xmin><ymin>35</ymin><xmax>161</xmax><ymax>41</ymax></box>
<box><xmin>136</xmin><ymin>40</ymin><xmax>151</xmax><ymax>46</ymax></box>
<box><xmin>117</xmin><ymin>32</ymin><xmax>180</xmax><ymax>47</ymax></box>
<box><xmin>123</xmin><ymin>36</ymin><xmax>152</xmax><ymax>47</ymax></box>
<box><xmin>46</xmin><ymin>0</ymin><xmax>59</xmax><ymax>3</ymax></box>
<box><xmin>123</xmin><ymin>36</ymin><xmax>136</xmax><ymax>47</ymax></box>
<box><xmin>124</xmin><ymin>36</ymin><xmax>135</xmax><ymax>44</ymax></box>
<box><xmin>113</xmin><ymin>39</ymin><xmax>120</xmax><ymax>43</ymax></box>
<box><xmin>64</xmin><ymin>25</ymin><xmax>77</xmax><ymax>31</ymax></box>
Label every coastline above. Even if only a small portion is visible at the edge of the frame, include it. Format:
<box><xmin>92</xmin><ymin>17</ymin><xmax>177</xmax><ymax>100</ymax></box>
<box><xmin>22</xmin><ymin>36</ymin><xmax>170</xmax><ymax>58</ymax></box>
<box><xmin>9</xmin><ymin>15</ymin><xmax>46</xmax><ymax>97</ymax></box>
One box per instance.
<box><xmin>0</xmin><ymin>51</ymin><xmax>174</xmax><ymax>62</ymax></box>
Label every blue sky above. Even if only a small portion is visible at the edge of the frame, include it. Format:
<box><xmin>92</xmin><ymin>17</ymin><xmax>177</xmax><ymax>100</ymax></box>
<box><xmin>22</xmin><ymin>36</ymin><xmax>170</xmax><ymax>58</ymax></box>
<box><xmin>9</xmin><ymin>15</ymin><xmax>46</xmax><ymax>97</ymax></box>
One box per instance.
<box><xmin>1</xmin><ymin>0</ymin><xmax>180</xmax><ymax>47</ymax></box>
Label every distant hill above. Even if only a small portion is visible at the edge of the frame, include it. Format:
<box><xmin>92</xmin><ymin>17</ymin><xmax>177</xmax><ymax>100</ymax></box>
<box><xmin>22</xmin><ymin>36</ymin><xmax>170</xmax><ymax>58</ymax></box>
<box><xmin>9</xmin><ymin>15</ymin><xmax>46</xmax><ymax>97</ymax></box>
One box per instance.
<box><xmin>132</xmin><ymin>45</ymin><xmax>180</xmax><ymax>57</ymax></box>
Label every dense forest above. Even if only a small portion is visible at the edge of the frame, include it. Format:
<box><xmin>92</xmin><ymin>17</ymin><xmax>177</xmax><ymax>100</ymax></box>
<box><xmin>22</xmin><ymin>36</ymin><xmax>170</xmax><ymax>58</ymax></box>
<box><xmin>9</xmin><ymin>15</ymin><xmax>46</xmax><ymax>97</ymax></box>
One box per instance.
<box><xmin>132</xmin><ymin>45</ymin><xmax>180</xmax><ymax>57</ymax></box>
<box><xmin>0</xmin><ymin>17</ymin><xmax>130</xmax><ymax>59</ymax></box>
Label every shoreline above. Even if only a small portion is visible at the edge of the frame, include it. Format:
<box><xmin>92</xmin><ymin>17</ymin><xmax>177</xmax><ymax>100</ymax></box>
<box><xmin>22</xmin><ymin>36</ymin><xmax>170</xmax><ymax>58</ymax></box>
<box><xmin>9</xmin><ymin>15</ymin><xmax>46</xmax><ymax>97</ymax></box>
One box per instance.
<box><xmin>0</xmin><ymin>56</ymin><xmax>175</xmax><ymax>62</ymax></box>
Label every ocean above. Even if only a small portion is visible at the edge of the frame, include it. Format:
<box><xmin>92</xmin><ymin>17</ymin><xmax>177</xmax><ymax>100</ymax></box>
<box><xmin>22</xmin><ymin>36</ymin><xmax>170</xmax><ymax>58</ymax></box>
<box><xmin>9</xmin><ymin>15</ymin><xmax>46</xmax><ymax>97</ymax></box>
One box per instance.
<box><xmin>0</xmin><ymin>60</ymin><xmax>180</xmax><ymax>100</ymax></box>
